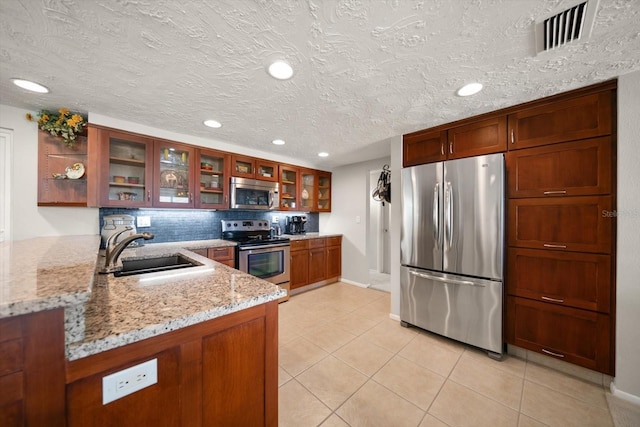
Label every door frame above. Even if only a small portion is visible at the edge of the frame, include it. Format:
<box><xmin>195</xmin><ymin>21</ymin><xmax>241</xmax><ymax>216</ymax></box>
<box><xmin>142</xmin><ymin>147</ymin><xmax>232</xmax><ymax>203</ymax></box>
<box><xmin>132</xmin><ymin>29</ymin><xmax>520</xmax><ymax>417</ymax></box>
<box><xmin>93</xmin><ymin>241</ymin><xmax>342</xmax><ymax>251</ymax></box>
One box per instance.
<box><xmin>0</xmin><ymin>128</ymin><xmax>12</xmax><ymax>242</ymax></box>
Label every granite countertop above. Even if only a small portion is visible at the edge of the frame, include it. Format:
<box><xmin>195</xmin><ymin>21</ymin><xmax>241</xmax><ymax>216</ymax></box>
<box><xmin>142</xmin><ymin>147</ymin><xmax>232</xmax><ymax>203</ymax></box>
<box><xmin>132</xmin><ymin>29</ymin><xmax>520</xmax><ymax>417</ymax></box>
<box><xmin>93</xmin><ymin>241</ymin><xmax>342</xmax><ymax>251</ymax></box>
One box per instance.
<box><xmin>0</xmin><ymin>235</ymin><xmax>100</xmax><ymax>318</ymax></box>
<box><xmin>1</xmin><ymin>236</ymin><xmax>285</xmax><ymax>362</ymax></box>
<box><xmin>283</xmin><ymin>232</ymin><xmax>343</xmax><ymax>240</ymax></box>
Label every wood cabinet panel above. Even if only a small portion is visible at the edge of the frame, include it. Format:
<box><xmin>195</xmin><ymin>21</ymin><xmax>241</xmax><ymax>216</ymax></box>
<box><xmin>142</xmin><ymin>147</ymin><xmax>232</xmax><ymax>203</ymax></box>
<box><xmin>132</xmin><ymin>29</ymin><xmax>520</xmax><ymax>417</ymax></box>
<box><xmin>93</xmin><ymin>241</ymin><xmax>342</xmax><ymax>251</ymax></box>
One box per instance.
<box><xmin>403</xmin><ymin>130</ymin><xmax>447</xmax><ymax>167</ymax></box>
<box><xmin>207</xmin><ymin>247</ymin><xmax>234</xmax><ymax>262</ymax></box>
<box><xmin>290</xmin><ymin>239</ymin><xmax>309</xmax><ymax>252</ymax></box>
<box><xmin>507</xmin><ymin>248</ymin><xmax>611</xmax><ymax>312</ymax></box>
<box><xmin>290</xmin><ymin>249</ymin><xmax>309</xmax><ymax>290</ymax></box>
<box><xmin>507</xmin><ymin>297</ymin><xmax>612</xmax><ymax>374</ymax></box>
<box><xmin>153</xmin><ymin>140</ymin><xmax>196</xmax><ymax>208</ymax></box>
<box><xmin>203</xmin><ymin>318</ymin><xmax>265</xmax><ymax>427</ymax></box>
<box><xmin>326</xmin><ymin>243</ymin><xmax>341</xmax><ymax>279</ymax></box>
<box><xmin>508</xmin><ymin>196</ymin><xmax>613</xmax><ymax>253</ymax></box>
<box><xmin>308</xmin><ymin>237</ymin><xmax>326</xmax><ymax>249</ymax></box>
<box><xmin>448</xmin><ymin>116</ymin><xmax>507</xmax><ymax>159</ymax></box>
<box><xmin>0</xmin><ymin>309</ymin><xmax>66</xmax><ymax>427</ymax></box>
<box><xmin>308</xmin><ymin>247</ymin><xmax>326</xmax><ymax>284</ymax></box>
<box><xmin>506</xmin><ymin>137</ymin><xmax>612</xmax><ymax>198</ymax></box>
<box><xmin>507</xmin><ymin>91</ymin><xmax>613</xmax><ymax>150</ymax></box>
<box><xmin>67</xmin><ymin>348</ymin><xmax>182</xmax><ymax>427</ymax></box>
<box><xmin>196</xmin><ymin>148</ymin><xmax>230</xmax><ymax>209</ymax></box>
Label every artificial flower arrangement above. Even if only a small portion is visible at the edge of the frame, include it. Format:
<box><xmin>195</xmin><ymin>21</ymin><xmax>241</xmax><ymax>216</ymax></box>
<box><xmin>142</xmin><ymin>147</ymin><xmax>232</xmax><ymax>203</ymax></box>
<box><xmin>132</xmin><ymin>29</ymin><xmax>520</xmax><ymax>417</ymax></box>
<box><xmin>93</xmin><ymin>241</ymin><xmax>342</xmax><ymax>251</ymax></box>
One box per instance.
<box><xmin>26</xmin><ymin>108</ymin><xmax>87</xmax><ymax>147</ymax></box>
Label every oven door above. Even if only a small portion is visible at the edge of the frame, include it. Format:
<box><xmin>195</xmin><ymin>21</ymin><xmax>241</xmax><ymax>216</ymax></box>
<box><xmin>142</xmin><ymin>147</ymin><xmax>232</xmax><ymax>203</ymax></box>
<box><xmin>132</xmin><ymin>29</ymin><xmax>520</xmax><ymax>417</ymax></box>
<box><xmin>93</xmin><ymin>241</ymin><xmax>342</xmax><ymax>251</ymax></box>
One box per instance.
<box><xmin>230</xmin><ymin>178</ymin><xmax>279</xmax><ymax>210</ymax></box>
<box><xmin>238</xmin><ymin>243</ymin><xmax>290</xmax><ymax>301</ymax></box>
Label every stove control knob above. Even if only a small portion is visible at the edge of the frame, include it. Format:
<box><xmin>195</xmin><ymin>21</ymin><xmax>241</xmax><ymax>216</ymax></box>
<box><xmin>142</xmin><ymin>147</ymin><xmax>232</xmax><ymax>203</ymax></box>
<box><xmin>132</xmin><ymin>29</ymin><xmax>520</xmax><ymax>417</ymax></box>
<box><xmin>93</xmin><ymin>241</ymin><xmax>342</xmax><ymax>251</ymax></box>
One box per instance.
<box><xmin>233</xmin><ymin>223</ymin><xmax>238</xmax><ymax>227</ymax></box>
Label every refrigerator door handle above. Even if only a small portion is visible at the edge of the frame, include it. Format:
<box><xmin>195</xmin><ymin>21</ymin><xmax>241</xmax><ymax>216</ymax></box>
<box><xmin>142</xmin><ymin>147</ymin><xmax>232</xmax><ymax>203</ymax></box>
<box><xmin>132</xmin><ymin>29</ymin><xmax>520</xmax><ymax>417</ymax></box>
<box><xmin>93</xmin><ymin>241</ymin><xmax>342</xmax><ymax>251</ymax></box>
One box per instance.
<box><xmin>409</xmin><ymin>270</ymin><xmax>485</xmax><ymax>287</ymax></box>
<box><xmin>433</xmin><ymin>183</ymin><xmax>440</xmax><ymax>242</ymax></box>
<box><xmin>444</xmin><ymin>182</ymin><xmax>454</xmax><ymax>247</ymax></box>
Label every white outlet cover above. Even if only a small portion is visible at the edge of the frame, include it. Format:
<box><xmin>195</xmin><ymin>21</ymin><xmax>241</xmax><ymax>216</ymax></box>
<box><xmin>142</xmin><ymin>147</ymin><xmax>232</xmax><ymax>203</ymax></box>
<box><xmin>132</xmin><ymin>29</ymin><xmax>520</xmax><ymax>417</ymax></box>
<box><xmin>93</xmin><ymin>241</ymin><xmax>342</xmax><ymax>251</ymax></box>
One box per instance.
<box><xmin>272</xmin><ymin>215</ymin><xmax>279</xmax><ymax>223</ymax></box>
<box><xmin>102</xmin><ymin>358</ymin><xmax>158</xmax><ymax>405</ymax></box>
<box><xmin>137</xmin><ymin>215</ymin><xmax>151</xmax><ymax>227</ymax></box>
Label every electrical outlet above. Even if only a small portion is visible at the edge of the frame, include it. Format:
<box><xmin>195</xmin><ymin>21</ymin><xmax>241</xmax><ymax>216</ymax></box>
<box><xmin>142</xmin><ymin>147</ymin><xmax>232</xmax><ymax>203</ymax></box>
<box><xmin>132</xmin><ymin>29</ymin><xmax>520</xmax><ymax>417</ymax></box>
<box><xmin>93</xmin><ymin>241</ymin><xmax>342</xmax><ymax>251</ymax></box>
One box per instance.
<box><xmin>137</xmin><ymin>215</ymin><xmax>151</xmax><ymax>228</ymax></box>
<box><xmin>272</xmin><ymin>215</ymin><xmax>279</xmax><ymax>223</ymax></box>
<box><xmin>355</xmin><ymin>215</ymin><xmax>361</xmax><ymax>224</ymax></box>
<box><xmin>102</xmin><ymin>358</ymin><xmax>157</xmax><ymax>404</ymax></box>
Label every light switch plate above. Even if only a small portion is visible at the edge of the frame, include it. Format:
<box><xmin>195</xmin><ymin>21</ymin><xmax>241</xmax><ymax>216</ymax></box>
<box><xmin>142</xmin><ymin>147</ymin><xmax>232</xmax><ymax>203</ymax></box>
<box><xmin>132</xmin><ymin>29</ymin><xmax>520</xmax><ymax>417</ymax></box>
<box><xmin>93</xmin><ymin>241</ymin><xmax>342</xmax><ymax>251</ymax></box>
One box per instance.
<box><xmin>102</xmin><ymin>358</ymin><xmax>157</xmax><ymax>405</ymax></box>
<box><xmin>272</xmin><ymin>215</ymin><xmax>279</xmax><ymax>223</ymax></box>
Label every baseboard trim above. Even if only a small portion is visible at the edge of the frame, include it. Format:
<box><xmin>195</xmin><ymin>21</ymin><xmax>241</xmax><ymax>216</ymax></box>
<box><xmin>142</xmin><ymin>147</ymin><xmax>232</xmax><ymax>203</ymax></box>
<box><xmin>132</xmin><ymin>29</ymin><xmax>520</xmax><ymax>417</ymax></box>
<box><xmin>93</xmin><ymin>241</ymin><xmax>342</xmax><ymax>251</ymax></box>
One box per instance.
<box><xmin>339</xmin><ymin>278</ymin><xmax>369</xmax><ymax>288</ymax></box>
<box><xmin>611</xmin><ymin>382</ymin><xmax>640</xmax><ymax>405</ymax></box>
<box><xmin>389</xmin><ymin>313</ymin><xmax>400</xmax><ymax>322</ymax></box>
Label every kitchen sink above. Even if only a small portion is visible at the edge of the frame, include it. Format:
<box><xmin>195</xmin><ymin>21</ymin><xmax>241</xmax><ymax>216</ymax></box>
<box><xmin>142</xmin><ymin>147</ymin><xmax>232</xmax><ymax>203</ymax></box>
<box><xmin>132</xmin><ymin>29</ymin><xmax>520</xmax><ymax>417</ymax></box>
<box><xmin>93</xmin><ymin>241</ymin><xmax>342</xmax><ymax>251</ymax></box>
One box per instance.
<box><xmin>114</xmin><ymin>254</ymin><xmax>201</xmax><ymax>277</ymax></box>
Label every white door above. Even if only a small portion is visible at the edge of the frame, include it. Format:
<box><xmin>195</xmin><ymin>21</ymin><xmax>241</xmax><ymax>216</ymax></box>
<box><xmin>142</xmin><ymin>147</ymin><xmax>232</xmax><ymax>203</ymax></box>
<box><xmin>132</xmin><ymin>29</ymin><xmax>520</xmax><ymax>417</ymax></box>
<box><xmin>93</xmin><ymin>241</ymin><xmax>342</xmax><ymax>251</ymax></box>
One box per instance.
<box><xmin>0</xmin><ymin>129</ymin><xmax>12</xmax><ymax>242</ymax></box>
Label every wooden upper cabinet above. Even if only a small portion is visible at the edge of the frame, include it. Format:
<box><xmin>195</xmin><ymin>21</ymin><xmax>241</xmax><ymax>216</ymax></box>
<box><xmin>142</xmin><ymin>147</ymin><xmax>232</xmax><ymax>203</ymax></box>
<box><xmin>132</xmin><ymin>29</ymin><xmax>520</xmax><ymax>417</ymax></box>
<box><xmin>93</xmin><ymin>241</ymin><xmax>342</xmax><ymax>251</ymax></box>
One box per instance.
<box><xmin>92</xmin><ymin>127</ymin><xmax>155</xmax><ymax>208</ymax></box>
<box><xmin>154</xmin><ymin>140</ymin><xmax>196</xmax><ymax>208</ymax></box>
<box><xmin>403</xmin><ymin>130</ymin><xmax>447</xmax><ymax>167</ymax></box>
<box><xmin>196</xmin><ymin>148</ymin><xmax>230</xmax><ymax>209</ymax></box>
<box><xmin>317</xmin><ymin>171</ymin><xmax>332</xmax><ymax>212</ymax></box>
<box><xmin>279</xmin><ymin>165</ymin><xmax>299</xmax><ymax>210</ymax></box>
<box><xmin>508</xmin><ymin>196</ymin><xmax>613</xmax><ymax>254</ymax></box>
<box><xmin>300</xmin><ymin>169</ymin><xmax>317</xmax><ymax>212</ymax></box>
<box><xmin>231</xmin><ymin>155</ymin><xmax>278</xmax><ymax>182</ymax></box>
<box><xmin>447</xmin><ymin>116</ymin><xmax>507</xmax><ymax>160</ymax></box>
<box><xmin>403</xmin><ymin>115</ymin><xmax>506</xmax><ymax>166</ymax></box>
<box><xmin>507</xmin><ymin>90</ymin><xmax>613</xmax><ymax>150</ymax></box>
<box><xmin>38</xmin><ymin>130</ymin><xmax>89</xmax><ymax>206</ymax></box>
<box><xmin>507</xmin><ymin>248</ymin><xmax>611</xmax><ymax>313</ymax></box>
<box><xmin>506</xmin><ymin>137</ymin><xmax>613</xmax><ymax>198</ymax></box>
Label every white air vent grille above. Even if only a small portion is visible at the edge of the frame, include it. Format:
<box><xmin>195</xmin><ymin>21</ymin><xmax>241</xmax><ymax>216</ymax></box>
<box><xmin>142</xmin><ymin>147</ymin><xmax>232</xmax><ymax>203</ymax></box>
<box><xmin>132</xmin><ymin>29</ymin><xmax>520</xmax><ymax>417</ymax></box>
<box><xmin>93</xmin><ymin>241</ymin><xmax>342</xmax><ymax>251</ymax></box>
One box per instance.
<box><xmin>536</xmin><ymin>0</ymin><xmax>598</xmax><ymax>54</ymax></box>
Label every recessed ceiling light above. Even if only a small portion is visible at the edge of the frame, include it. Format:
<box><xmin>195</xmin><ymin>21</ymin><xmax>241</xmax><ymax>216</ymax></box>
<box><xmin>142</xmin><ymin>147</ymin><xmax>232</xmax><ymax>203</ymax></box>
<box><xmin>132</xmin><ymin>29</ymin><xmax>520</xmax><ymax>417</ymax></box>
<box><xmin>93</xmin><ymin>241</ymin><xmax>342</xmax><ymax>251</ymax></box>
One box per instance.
<box><xmin>456</xmin><ymin>82</ymin><xmax>483</xmax><ymax>97</ymax></box>
<box><xmin>12</xmin><ymin>78</ymin><xmax>49</xmax><ymax>93</ymax></box>
<box><xmin>203</xmin><ymin>119</ymin><xmax>222</xmax><ymax>128</ymax></box>
<box><xmin>272</xmin><ymin>139</ymin><xmax>285</xmax><ymax>145</ymax></box>
<box><xmin>318</xmin><ymin>152</ymin><xmax>329</xmax><ymax>157</ymax></box>
<box><xmin>267</xmin><ymin>60</ymin><xmax>294</xmax><ymax>80</ymax></box>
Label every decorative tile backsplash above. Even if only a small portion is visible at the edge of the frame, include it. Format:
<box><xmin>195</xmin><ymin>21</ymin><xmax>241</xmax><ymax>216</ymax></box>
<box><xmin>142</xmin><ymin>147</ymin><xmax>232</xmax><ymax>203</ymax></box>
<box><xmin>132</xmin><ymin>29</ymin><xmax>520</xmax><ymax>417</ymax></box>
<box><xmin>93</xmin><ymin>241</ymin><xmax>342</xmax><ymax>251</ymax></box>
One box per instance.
<box><xmin>99</xmin><ymin>208</ymin><xmax>319</xmax><ymax>244</ymax></box>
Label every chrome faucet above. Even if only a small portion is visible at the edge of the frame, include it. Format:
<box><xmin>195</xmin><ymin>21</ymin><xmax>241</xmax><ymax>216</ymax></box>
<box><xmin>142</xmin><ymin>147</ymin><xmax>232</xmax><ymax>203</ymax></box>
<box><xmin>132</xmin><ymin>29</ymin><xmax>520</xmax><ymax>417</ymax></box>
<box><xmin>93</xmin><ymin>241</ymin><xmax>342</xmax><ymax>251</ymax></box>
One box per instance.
<box><xmin>100</xmin><ymin>227</ymin><xmax>155</xmax><ymax>274</ymax></box>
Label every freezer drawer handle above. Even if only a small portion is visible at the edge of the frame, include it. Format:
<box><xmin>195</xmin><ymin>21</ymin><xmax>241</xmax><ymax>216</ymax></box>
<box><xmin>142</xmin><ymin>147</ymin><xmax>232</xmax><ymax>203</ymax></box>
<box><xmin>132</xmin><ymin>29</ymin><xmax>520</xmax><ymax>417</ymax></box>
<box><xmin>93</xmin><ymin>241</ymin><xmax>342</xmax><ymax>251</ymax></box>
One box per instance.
<box><xmin>541</xmin><ymin>296</ymin><xmax>564</xmax><ymax>303</ymax></box>
<box><xmin>409</xmin><ymin>271</ymin><xmax>485</xmax><ymax>287</ymax></box>
<box><xmin>543</xmin><ymin>190</ymin><xmax>567</xmax><ymax>195</ymax></box>
<box><xmin>542</xmin><ymin>348</ymin><xmax>565</xmax><ymax>358</ymax></box>
<box><xmin>543</xmin><ymin>244</ymin><xmax>567</xmax><ymax>249</ymax></box>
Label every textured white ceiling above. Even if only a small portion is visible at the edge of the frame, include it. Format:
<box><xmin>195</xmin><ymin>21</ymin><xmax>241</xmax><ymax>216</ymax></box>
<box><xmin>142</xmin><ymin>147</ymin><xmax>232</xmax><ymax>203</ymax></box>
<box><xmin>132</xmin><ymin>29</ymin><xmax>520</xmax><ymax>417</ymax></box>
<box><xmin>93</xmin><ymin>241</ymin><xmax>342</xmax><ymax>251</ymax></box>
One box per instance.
<box><xmin>1</xmin><ymin>0</ymin><xmax>639</xmax><ymax>168</ymax></box>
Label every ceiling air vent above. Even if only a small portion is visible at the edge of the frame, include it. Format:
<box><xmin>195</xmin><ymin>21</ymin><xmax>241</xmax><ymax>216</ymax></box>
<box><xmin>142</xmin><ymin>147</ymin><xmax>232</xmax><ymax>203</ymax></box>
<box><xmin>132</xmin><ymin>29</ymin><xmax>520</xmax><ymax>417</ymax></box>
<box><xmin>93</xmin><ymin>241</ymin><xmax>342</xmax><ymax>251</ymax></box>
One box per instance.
<box><xmin>535</xmin><ymin>0</ymin><xmax>598</xmax><ymax>54</ymax></box>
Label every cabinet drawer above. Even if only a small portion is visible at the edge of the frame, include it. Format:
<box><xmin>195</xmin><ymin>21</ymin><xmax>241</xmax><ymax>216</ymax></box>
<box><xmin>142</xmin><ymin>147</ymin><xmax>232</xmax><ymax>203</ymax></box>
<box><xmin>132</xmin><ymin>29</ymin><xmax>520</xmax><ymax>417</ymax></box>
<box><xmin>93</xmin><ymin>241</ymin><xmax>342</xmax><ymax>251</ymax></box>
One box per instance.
<box><xmin>506</xmin><ymin>297</ymin><xmax>611</xmax><ymax>374</ymax></box>
<box><xmin>326</xmin><ymin>236</ymin><xmax>342</xmax><ymax>247</ymax></box>
<box><xmin>508</xmin><ymin>91</ymin><xmax>612</xmax><ymax>150</ymax></box>
<box><xmin>507</xmin><ymin>248</ymin><xmax>611</xmax><ymax>312</ymax></box>
<box><xmin>308</xmin><ymin>238</ymin><xmax>326</xmax><ymax>249</ymax></box>
<box><xmin>207</xmin><ymin>247</ymin><xmax>234</xmax><ymax>261</ymax></box>
<box><xmin>290</xmin><ymin>240</ymin><xmax>309</xmax><ymax>252</ymax></box>
<box><xmin>448</xmin><ymin>115</ymin><xmax>507</xmax><ymax>159</ymax></box>
<box><xmin>403</xmin><ymin>130</ymin><xmax>447</xmax><ymax>166</ymax></box>
<box><xmin>508</xmin><ymin>196</ymin><xmax>613</xmax><ymax>253</ymax></box>
<box><xmin>506</xmin><ymin>137</ymin><xmax>612</xmax><ymax>198</ymax></box>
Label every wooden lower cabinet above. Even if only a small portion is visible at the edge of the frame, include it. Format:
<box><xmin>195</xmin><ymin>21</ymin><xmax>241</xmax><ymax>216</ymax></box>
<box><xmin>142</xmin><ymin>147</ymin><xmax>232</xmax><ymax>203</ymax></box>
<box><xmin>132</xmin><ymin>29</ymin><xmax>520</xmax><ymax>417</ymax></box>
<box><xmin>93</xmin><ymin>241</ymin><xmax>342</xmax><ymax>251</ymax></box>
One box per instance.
<box><xmin>0</xmin><ymin>309</ymin><xmax>66</xmax><ymax>427</ymax></box>
<box><xmin>308</xmin><ymin>239</ymin><xmax>326</xmax><ymax>284</ymax></box>
<box><xmin>66</xmin><ymin>302</ymin><xmax>278</xmax><ymax>427</ymax></box>
<box><xmin>189</xmin><ymin>246</ymin><xmax>235</xmax><ymax>267</ymax></box>
<box><xmin>507</xmin><ymin>297</ymin><xmax>612</xmax><ymax>374</ymax></box>
<box><xmin>326</xmin><ymin>236</ymin><xmax>342</xmax><ymax>280</ymax></box>
<box><xmin>290</xmin><ymin>240</ymin><xmax>309</xmax><ymax>290</ymax></box>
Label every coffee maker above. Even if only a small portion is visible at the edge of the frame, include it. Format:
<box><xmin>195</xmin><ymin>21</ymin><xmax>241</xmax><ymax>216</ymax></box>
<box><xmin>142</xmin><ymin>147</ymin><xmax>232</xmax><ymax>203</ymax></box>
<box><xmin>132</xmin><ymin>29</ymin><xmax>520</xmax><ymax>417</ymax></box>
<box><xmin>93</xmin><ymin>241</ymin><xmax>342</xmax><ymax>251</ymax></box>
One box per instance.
<box><xmin>286</xmin><ymin>215</ymin><xmax>307</xmax><ymax>234</ymax></box>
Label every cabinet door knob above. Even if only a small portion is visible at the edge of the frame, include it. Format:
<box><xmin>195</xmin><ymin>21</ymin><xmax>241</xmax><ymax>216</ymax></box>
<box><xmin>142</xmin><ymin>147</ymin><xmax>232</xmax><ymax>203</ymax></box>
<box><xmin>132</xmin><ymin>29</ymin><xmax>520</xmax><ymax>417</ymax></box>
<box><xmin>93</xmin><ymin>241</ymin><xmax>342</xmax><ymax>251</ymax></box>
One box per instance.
<box><xmin>440</xmin><ymin>142</ymin><xmax>445</xmax><ymax>156</ymax></box>
<box><xmin>510</xmin><ymin>129</ymin><xmax>515</xmax><ymax>144</ymax></box>
<box><xmin>449</xmin><ymin>141</ymin><xmax>453</xmax><ymax>154</ymax></box>
<box><xmin>147</xmin><ymin>190</ymin><xmax>151</xmax><ymax>201</ymax></box>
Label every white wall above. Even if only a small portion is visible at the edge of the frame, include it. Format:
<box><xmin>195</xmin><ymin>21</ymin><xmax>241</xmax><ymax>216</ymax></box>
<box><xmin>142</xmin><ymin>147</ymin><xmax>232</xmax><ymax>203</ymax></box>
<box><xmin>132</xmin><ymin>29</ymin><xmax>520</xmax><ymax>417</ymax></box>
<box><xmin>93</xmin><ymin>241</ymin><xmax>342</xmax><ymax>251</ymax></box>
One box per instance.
<box><xmin>613</xmin><ymin>71</ymin><xmax>640</xmax><ymax>401</ymax></box>
<box><xmin>0</xmin><ymin>105</ymin><xmax>98</xmax><ymax>240</ymax></box>
<box><xmin>320</xmin><ymin>156</ymin><xmax>390</xmax><ymax>286</ymax></box>
<box><xmin>389</xmin><ymin>136</ymin><xmax>402</xmax><ymax>316</ymax></box>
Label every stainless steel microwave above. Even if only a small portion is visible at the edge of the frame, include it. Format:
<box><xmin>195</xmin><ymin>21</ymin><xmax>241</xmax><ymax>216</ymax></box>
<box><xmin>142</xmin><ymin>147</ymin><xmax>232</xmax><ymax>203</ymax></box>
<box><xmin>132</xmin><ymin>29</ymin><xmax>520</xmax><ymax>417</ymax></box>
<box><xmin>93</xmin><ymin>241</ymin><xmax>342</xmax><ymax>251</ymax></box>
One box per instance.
<box><xmin>230</xmin><ymin>177</ymin><xmax>279</xmax><ymax>210</ymax></box>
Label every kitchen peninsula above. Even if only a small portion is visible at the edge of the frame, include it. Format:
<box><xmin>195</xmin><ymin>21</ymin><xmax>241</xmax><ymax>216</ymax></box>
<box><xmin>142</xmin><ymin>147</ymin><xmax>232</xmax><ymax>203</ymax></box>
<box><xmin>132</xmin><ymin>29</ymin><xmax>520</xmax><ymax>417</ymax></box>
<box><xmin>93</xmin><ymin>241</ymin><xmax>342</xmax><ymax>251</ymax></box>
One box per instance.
<box><xmin>0</xmin><ymin>235</ymin><xmax>283</xmax><ymax>426</ymax></box>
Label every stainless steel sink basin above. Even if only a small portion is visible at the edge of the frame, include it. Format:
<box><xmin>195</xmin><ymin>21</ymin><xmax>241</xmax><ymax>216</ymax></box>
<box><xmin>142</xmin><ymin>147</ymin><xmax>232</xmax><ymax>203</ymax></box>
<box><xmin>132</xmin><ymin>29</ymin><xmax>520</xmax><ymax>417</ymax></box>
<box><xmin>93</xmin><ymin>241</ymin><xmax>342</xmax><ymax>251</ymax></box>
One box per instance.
<box><xmin>114</xmin><ymin>254</ymin><xmax>200</xmax><ymax>277</ymax></box>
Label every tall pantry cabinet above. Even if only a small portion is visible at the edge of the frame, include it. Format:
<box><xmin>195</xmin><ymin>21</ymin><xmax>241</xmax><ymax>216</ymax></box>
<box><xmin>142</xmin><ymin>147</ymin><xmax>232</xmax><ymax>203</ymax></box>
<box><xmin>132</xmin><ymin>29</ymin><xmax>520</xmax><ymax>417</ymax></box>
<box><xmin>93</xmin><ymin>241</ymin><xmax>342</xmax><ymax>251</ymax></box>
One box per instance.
<box><xmin>505</xmin><ymin>81</ymin><xmax>617</xmax><ymax>375</ymax></box>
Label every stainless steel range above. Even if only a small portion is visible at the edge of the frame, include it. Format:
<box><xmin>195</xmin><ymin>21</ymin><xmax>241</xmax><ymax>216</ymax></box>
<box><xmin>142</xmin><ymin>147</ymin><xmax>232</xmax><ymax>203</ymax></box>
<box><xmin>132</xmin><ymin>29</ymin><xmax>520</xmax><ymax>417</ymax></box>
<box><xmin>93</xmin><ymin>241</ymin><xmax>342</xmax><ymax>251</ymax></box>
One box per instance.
<box><xmin>221</xmin><ymin>219</ymin><xmax>290</xmax><ymax>302</ymax></box>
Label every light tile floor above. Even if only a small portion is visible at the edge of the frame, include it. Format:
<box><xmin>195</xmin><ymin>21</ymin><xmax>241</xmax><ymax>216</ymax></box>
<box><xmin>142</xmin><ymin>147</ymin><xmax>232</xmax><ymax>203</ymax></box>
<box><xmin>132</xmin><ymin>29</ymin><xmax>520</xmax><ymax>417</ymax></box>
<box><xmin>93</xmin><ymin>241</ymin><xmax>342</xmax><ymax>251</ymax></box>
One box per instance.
<box><xmin>278</xmin><ymin>282</ymin><xmax>616</xmax><ymax>427</ymax></box>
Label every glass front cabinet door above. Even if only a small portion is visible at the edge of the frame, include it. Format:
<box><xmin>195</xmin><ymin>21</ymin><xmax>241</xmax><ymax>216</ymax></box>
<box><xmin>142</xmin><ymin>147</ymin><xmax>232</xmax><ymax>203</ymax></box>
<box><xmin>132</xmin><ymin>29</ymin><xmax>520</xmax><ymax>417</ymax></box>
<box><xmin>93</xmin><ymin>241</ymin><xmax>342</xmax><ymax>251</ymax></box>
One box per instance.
<box><xmin>197</xmin><ymin>149</ymin><xmax>229</xmax><ymax>209</ymax></box>
<box><xmin>279</xmin><ymin>166</ymin><xmax>299</xmax><ymax>210</ymax></box>
<box><xmin>154</xmin><ymin>141</ymin><xmax>195</xmax><ymax>208</ymax></box>
<box><xmin>317</xmin><ymin>171</ymin><xmax>331</xmax><ymax>212</ymax></box>
<box><xmin>97</xmin><ymin>129</ymin><xmax>154</xmax><ymax>207</ymax></box>
<box><xmin>300</xmin><ymin>169</ymin><xmax>316</xmax><ymax>212</ymax></box>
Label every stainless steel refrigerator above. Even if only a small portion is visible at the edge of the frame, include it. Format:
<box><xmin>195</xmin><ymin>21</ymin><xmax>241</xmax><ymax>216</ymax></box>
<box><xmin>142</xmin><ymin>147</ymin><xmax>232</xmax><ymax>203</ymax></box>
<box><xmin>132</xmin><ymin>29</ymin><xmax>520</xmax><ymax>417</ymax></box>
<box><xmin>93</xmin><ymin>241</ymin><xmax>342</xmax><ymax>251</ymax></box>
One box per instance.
<box><xmin>400</xmin><ymin>153</ymin><xmax>504</xmax><ymax>356</ymax></box>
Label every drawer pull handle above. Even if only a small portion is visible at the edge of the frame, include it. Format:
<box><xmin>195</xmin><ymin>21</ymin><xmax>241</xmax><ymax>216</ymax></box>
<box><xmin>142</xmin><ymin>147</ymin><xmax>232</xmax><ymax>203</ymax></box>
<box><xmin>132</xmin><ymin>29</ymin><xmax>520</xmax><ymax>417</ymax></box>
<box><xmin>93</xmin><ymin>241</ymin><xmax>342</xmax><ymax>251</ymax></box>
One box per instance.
<box><xmin>541</xmin><ymin>296</ymin><xmax>564</xmax><ymax>303</ymax></box>
<box><xmin>542</xmin><ymin>348</ymin><xmax>565</xmax><ymax>358</ymax></box>
<box><xmin>543</xmin><ymin>244</ymin><xmax>567</xmax><ymax>249</ymax></box>
<box><xmin>543</xmin><ymin>190</ymin><xmax>567</xmax><ymax>195</ymax></box>
<box><xmin>510</xmin><ymin>129</ymin><xmax>515</xmax><ymax>144</ymax></box>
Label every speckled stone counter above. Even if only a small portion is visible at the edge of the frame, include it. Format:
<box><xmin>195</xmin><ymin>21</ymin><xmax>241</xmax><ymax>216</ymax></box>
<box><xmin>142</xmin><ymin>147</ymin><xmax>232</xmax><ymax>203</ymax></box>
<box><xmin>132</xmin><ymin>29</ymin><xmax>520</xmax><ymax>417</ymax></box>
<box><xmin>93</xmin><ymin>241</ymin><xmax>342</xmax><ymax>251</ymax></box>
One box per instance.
<box><xmin>0</xmin><ymin>235</ymin><xmax>100</xmax><ymax>318</ymax></box>
<box><xmin>284</xmin><ymin>232</ymin><xmax>342</xmax><ymax>240</ymax></box>
<box><xmin>1</xmin><ymin>236</ymin><xmax>285</xmax><ymax>362</ymax></box>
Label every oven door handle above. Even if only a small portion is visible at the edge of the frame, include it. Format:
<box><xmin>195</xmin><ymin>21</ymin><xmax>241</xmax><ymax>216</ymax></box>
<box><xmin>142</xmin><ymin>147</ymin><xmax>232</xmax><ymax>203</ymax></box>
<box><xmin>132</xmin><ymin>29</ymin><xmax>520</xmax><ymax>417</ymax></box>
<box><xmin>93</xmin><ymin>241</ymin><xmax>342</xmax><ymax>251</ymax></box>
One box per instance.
<box><xmin>238</xmin><ymin>243</ymin><xmax>291</xmax><ymax>253</ymax></box>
